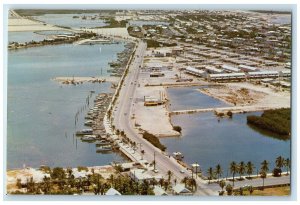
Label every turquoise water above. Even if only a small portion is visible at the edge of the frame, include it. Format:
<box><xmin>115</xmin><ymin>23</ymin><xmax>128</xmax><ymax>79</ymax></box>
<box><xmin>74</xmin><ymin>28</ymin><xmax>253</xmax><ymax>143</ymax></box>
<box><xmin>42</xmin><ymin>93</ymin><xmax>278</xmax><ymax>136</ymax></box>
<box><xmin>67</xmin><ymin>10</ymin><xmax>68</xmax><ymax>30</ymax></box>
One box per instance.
<box><xmin>34</xmin><ymin>13</ymin><xmax>107</xmax><ymax>29</ymax></box>
<box><xmin>8</xmin><ymin>31</ymin><xmax>47</xmax><ymax>44</ymax></box>
<box><xmin>7</xmin><ymin>43</ymin><xmax>127</xmax><ymax>169</ymax></box>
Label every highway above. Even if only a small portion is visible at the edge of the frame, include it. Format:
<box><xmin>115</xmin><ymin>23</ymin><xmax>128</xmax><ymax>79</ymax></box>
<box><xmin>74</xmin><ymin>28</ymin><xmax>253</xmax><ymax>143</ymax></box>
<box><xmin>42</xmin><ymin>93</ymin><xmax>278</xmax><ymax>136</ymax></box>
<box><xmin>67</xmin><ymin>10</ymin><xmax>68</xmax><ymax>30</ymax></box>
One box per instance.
<box><xmin>111</xmin><ymin>39</ymin><xmax>215</xmax><ymax>195</ymax></box>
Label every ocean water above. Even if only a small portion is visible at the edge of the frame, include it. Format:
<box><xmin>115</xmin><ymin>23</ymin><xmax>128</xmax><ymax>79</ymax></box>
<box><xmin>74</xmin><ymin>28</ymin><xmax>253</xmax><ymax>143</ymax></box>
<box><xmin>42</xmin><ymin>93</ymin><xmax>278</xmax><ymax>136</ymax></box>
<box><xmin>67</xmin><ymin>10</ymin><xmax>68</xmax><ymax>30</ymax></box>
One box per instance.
<box><xmin>161</xmin><ymin>102</ymin><xmax>290</xmax><ymax>176</ymax></box>
<box><xmin>7</xmin><ymin>43</ymin><xmax>127</xmax><ymax>169</ymax></box>
<box><xmin>8</xmin><ymin>31</ymin><xmax>47</xmax><ymax>44</ymax></box>
<box><xmin>34</xmin><ymin>13</ymin><xmax>107</xmax><ymax>29</ymax></box>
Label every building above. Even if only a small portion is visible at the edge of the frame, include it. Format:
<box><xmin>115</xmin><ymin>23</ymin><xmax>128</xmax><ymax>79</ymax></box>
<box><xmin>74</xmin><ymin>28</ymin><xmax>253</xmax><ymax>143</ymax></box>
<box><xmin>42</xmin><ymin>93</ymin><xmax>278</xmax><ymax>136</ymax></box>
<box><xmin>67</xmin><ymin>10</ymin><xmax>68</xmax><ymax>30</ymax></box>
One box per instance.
<box><xmin>221</xmin><ymin>64</ymin><xmax>240</xmax><ymax>73</ymax></box>
<box><xmin>247</xmin><ymin>71</ymin><xmax>279</xmax><ymax>79</ymax></box>
<box><xmin>129</xmin><ymin>168</ymin><xmax>163</xmax><ymax>182</ymax></box>
<box><xmin>105</xmin><ymin>188</ymin><xmax>122</xmax><ymax>195</ymax></box>
<box><xmin>207</xmin><ymin>73</ymin><xmax>246</xmax><ymax>82</ymax></box>
<box><xmin>153</xmin><ymin>186</ymin><xmax>168</xmax><ymax>196</ymax></box>
<box><xmin>144</xmin><ymin>96</ymin><xmax>160</xmax><ymax>106</ymax></box>
<box><xmin>172</xmin><ymin>184</ymin><xmax>192</xmax><ymax>195</ymax></box>
<box><xmin>185</xmin><ymin>66</ymin><xmax>206</xmax><ymax>77</ymax></box>
<box><xmin>238</xmin><ymin>65</ymin><xmax>260</xmax><ymax>72</ymax></box>
<box><xmin>205</xmin><ymin>66</ymin><xmax>223</xmax><ymax>74</ymax></box>
<box><xmin>150</xmin><ymin>72</ymin><xmax>165</xmax><ymax>77</ymax></box>
<box><xmin>279</xmin><ymin>70</ymin><xmax>291</xmax><ymax>77</ymax></box>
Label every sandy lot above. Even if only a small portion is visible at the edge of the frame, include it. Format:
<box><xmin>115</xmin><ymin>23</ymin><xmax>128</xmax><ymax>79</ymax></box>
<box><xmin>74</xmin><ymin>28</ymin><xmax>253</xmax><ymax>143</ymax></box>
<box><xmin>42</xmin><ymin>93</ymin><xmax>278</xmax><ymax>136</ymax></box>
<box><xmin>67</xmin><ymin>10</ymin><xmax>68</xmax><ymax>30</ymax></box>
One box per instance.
<box><xmin>86</xmin><ymin>28</ymin><xmax>131</xmax><ymax>38</ymax></box>
<box><xmin>134</xmin><ymin>85</ymin><xmax>180</xmax><ymax>137</ymax></box>
<box><xmin>198</xmin><ymin>82</ymin><xmax>290</xmax><ymax>109</ymax></box>
<box><xmin>8</xmin><ymin>18</ymin><xmax>63</xmax><ymax>32</ymax></box>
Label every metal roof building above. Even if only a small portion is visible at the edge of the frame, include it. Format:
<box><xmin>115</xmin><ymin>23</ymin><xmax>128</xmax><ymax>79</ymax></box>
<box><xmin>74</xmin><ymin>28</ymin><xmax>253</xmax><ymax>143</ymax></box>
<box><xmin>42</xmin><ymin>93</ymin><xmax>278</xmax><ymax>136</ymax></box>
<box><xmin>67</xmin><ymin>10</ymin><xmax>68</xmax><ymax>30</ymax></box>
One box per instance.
<box><xmin>185</xmin><ymin>66</ymin><xmax>206</xmax><ymax>77</ymax></box>
<box><xmin>207</xmin><ymin>73</ymin><xmax>246</xmax><ymax>81</ymax></box>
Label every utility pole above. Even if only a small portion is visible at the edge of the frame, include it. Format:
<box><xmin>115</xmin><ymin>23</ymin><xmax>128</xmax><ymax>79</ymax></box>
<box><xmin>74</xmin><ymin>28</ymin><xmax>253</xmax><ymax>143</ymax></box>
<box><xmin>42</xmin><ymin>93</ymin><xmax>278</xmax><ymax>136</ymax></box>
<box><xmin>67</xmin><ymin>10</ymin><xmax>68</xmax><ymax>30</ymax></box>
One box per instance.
<box><xmin>154</xmin><ymin>151</ymin><xmax>156</xmax><ymax>170</ymax></box>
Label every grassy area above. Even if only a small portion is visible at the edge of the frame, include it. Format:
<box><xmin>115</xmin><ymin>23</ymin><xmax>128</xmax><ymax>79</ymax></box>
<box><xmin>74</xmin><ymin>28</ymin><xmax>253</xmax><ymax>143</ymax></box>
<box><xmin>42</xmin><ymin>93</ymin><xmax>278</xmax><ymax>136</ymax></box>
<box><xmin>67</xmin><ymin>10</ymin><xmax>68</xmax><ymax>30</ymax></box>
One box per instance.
<box><xmin>142</xmin><ymin>131</ymin><xmax>166</xmax><ymax>151</ymax></box>
<box><xmin>243</xmin><ymin>186</ymin><xmax>290</xmax><ymax>196</ymax></box>
<box><xmin>247</xmin><ymin>108</ymin><xmax>291</xmax><ymax>136</ymax></box>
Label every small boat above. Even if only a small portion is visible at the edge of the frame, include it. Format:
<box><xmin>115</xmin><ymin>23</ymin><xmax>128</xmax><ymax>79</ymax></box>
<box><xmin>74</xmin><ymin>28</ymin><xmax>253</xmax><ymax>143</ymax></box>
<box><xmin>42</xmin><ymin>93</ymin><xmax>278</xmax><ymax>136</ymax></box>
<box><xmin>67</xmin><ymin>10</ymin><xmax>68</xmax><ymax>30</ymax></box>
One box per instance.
<box><xmin>96</xmin><ymin>140</ymin><xmax>110</xmax><ymax>146</ymax></box>
<box><xmin>96</xmin><ymin>145</ymin><xmax>112</xmax><ymax>153</ymax></box>
<box><xmin>81</xmin><ymin>135</ymin><xmax>97</xmax><ymax>142</ymax></box>
<box><xmin>76</xmin><ymin>129</ymin><xmax>93</xmax><ymax>136</ymax></box>
<box><xmin>84</xmin><ymin>120</ymin><xmax>94</xmax><ymax>126</ymax></box>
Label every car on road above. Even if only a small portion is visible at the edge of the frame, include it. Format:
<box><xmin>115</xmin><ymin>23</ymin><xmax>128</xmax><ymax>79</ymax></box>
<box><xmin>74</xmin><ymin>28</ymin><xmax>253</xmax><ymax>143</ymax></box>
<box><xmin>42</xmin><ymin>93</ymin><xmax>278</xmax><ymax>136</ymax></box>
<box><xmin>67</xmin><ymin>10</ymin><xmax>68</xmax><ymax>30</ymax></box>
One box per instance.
<box><xmin>153</xmin><ymin>169</ymin><xmax>159</xmax><ymax>173</ymax></box>
<box><xmin>180</xmin><ymin>170</ymin><xmax>185</xmax><ymax>174</ymax></box>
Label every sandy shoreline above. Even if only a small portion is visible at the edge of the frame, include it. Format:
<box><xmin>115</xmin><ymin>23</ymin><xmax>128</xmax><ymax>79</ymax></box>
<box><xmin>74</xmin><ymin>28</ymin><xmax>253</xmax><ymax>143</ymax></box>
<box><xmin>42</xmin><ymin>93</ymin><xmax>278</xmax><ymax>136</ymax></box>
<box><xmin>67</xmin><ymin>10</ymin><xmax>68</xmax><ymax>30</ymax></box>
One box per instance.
<box><xmin>9</xmin><ymin>18</ymin><xmax>64</xmax><ymax>32</ymax></box>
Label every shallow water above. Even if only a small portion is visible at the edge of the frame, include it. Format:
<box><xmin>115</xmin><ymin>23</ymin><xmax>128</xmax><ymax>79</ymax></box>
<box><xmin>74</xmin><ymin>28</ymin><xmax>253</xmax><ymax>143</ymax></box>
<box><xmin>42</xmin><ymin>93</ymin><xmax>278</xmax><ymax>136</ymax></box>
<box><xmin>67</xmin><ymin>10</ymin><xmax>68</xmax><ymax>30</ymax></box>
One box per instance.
<box><xmin>8</xmin><ymin>31</ymin><xmax>47</xmax><ymax>44</ymax></box>
<box><xmin>34</xmin><ymin>13</ymin><xmax>107</xmax><ymax>29</ymax></box>
<box><xmin>7</xmin><ymin>43</ymin><xmax>127</xmax><ymax>169</ymax></box>
<box><xmin>166</xmin><ymin>86</ymin><xmax>230</xmax><ymax>111</ymax></box>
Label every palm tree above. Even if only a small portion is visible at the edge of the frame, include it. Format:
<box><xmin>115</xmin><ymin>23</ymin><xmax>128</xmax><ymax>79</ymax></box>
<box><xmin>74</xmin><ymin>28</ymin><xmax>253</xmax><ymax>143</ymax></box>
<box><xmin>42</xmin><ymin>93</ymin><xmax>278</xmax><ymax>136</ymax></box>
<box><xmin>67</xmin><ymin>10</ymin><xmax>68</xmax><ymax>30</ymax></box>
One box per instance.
<box><xmin>108</xmin><ymin>174</ymin><xmax>114</xmax><ymax>188</ymax></box>
<box><xmin>238</xmin><ymin>161</ymin><xmax>245</xmax><ymax>180</ymax></box>
<box><xmin>275</xmin><ymin>156</ymin><xmax>285</xmax><ymax>176</ymax></box>
<box><xmin>230</xmin><ymin>161</ymin><xmax>238</xmax><ymax>187</ymax></box>
<box><xmin>159</xmin><ymin>178</ymin><xmax>164</xmax><ymax>187</ymax></box>
<box><xmin>260</xmin><ymin>170</ymin><xmax>267</xmax><ymax>190</ymax></box>
<box><xmin>284</xmin><ymin>158</ymin><xmax>290</xmax><ymax>175</ymax></box>
<box><xmin>219</xmin><ymin>180</ymin><xmax>226</xmax><ymax>192</ymax></box>
<box><xmin>215</xmin><ymin>164</ymin><xmax>223</xmax><ymax>183</ymax></box>
<box><xmin>181</xmin><ymin>177</ymin><xmax>188</xmax><ymax>188</ymax></box>
<box><xmin>245</xmin><ymin>161</ymin><xmax>255</xmax><ymax>179</ymax></box>
<box><xmin>261</xmin><ymin>160</ymin><xmax>269</xmax><ymax>173</ymax></box>
<box><xmin>207</xmin><ymin>167</ymin><xmax>214</xmax><ymax>184</ymax></box>
<box><xmin>167</xmin><ymin>170</ymin><xmax>173</xmax><ymax>184</ymax></box>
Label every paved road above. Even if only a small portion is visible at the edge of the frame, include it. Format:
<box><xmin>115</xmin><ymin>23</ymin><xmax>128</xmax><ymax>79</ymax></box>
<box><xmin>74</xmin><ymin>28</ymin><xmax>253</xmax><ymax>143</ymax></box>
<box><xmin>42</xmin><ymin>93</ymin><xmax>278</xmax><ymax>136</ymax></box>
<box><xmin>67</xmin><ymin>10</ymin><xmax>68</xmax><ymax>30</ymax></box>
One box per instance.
<box><xmin>111</xmin><ymin>40</ymin><xmax>214</xmax><ymax>195</ymax></box>
<box><xmin>205</xmin><ymin>175</ymin><xmax>290</xmax><ymax>192</ymax></box>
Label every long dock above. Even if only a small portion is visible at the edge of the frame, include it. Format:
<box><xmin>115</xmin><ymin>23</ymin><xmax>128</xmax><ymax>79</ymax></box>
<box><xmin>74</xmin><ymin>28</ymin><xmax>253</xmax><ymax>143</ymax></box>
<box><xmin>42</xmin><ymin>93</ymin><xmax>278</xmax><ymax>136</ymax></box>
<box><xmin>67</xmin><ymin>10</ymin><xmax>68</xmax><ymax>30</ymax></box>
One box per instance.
<box><xmin>169</xmin><ymin>105</ymin><xmax>283</xmax><ymax>115</ymax></box>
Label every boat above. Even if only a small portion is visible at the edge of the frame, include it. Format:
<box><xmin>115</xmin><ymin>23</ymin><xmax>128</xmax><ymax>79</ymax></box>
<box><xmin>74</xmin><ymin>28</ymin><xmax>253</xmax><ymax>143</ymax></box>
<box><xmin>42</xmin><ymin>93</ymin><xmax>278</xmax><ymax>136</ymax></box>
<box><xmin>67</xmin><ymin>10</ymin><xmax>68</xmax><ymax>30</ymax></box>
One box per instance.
<box><xmin>84</xmin><ymin>120</ymin><xmax>94</xmax><ymax>126</ymax></box>
<box><xmin>96</xmin><ymin>140</ymin><xmax>110</xmax><ymax>146</ymax></box>
<box><xmin>96</xmin><ymin>145</ymin><xmax>112</xmax><ymax>153</ymax></box>
<box><xmin>76</xmin><ymin>129</ymin><xmax>93</xmax><ymax>136</ymax></box>
<box><xmin>81</xmin><ymin>135</ymin><xmax>97</xmax><ymax>142</ymax></box>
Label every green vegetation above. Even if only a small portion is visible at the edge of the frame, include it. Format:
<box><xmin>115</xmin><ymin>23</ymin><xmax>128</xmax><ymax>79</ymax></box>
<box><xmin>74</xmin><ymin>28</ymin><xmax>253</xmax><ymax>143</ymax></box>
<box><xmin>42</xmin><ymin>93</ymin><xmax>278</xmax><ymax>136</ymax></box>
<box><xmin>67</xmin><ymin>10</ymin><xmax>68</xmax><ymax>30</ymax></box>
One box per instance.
<box><xmin>10</xmin><ymin>167</ymin><xmax>154</xmax><ymax>195</ymax></box>
<box><xmin>247</xmin><ymin>108</ymin><xmax>291</xmax><ymax>136</ymax></box>
<box><xmin>172</xmin><ymin>125</ymin><xmax>182</xmax><ymax>133</ymax></box>
<box><xmin>142</xmin><ymin>131</ymin><xmax>166</xmax><ymax>151</ymax></box>
<box><xmin>146</xmin><ymin>39</ymin><xmax>177</xmax><ymax>48</ymax></box>
<box><xmin>102</xmin><ymin>17</ymin><xmax>127</xmax><ymax>28</ymax></box>
<box><xmin>146</xmin><ymin>39</ymin><xmax>160</xmax><ymax>48</ymax></box>
<box><xmin>77</xmin><ymin>166</ymin><xmax>88</xmax><ymax>172</ymax></box>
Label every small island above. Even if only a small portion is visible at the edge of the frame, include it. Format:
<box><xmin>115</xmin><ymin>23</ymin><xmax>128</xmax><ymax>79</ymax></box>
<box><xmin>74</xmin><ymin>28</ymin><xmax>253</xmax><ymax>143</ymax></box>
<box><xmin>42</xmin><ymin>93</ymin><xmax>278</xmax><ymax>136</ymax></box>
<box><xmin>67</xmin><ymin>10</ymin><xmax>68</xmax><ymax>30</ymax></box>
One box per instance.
<box><xmin>247</xmin><ymin>108</ymin><xmax>291</xmax><ymax>137</ymax></box>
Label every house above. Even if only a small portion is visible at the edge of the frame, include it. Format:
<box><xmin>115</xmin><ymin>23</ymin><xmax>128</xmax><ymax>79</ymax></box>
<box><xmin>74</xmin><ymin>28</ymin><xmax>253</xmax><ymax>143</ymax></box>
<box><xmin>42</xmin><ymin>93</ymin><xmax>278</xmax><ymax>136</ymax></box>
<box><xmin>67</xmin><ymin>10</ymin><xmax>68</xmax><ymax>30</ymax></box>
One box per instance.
<box><xmin>129</xmin><ymin>168</ymin><xmax>163</xmax><ymax>182</ymax></box>
<box><xmin>172</xmin><ymin>184</ymin><xmax>192</xmax><ymax>195</ymax></box>
<box><xmin>105</xmin><ymin>187</ymin><xmax>122</xmax><ymax>195</ymax></box>
<box><xmin>153</xmin><ymin>186</ymin><xmax>168</xmax><ymax>196</ymax></box>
